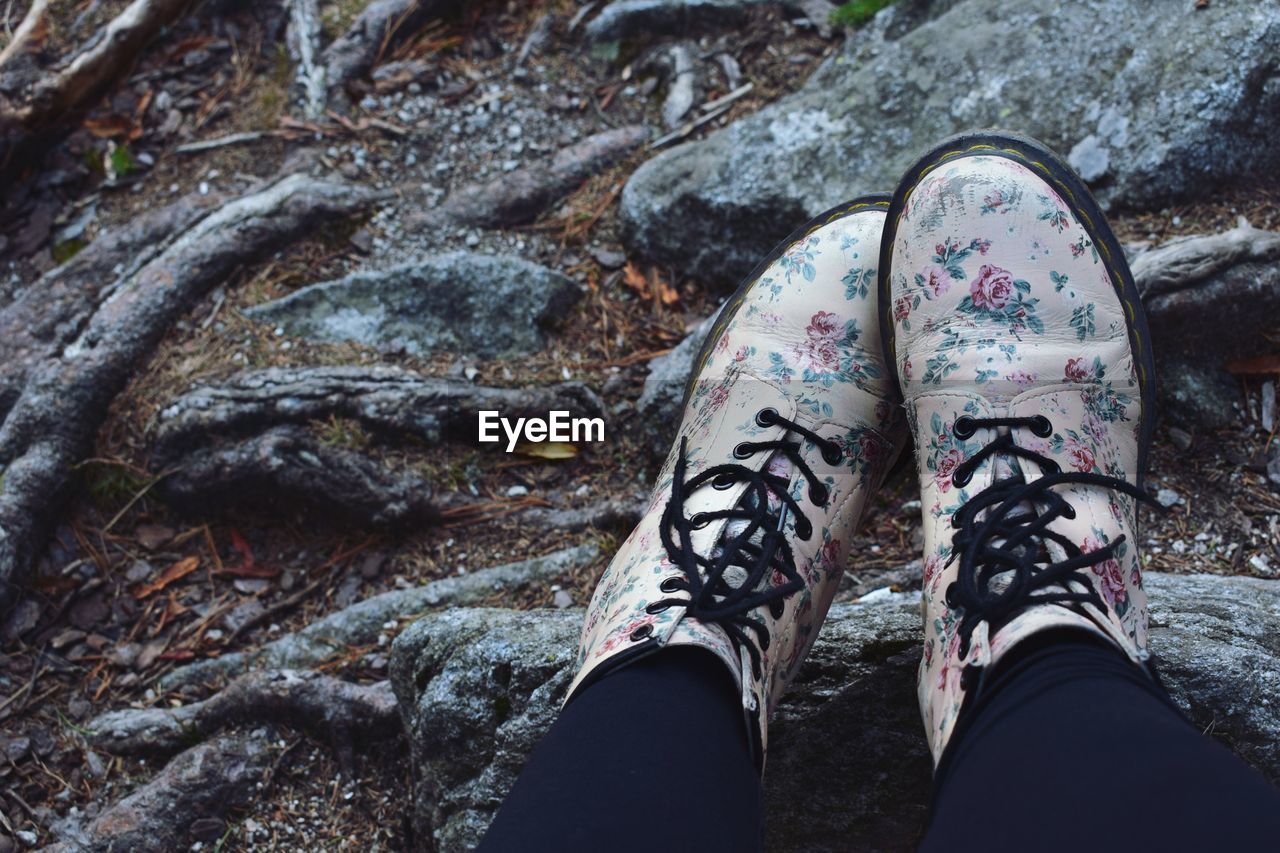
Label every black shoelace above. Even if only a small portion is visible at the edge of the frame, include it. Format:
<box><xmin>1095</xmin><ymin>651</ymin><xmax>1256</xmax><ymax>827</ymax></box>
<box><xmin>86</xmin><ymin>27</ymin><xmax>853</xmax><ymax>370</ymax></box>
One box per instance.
<box><xmin>652</xmin><ymin>407</ymin><xmax>841</xmax><ymax>680</ymax></box>
<box><xmin>944</xmin><ymin>414</ymin><xmax>1149</xmax><ymax>665</ymax></box>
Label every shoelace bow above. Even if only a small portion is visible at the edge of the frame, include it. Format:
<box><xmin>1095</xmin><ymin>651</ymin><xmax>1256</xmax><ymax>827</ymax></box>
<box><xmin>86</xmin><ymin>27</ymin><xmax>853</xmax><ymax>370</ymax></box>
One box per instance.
<box><xmin>654</xmin><ymin>407</ymin><xmax>842</xmax><ymax>679</ymax></box>
<box><xmin>944</xmin><ymin>414</ymin><xmax>1149</xmax><ymax>661</ymax></box>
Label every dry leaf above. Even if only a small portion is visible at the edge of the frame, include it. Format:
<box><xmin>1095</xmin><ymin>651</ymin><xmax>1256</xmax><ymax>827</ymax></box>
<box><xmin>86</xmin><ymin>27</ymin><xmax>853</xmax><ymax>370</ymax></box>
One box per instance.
<box><xmin>515</xmin><ymin>441</ymin><xmax>579</xmax><ymax>460</ymax></box>
<box><xmin>622</xmin><ymin>261</ymin><xmax>649</xmax><ymax>298</ymax></box>
<box><xmin>83</xmin><ymin>115</ymin><xmax>132</xmax><ymax>138</ymax></box>
<box><xmin>654</xmin><ymin>272</ymin><xmax>680</xmax><ymax>306</ymax></box>
<box><xmin>132</xmin><ymin>556</ymin><xmax>200</xmax><ymax>598</ymax></box>
<box><xmin>220</xmin><ymin>528</ymin><xmax>280</xmax><ymax>578</ymax></box>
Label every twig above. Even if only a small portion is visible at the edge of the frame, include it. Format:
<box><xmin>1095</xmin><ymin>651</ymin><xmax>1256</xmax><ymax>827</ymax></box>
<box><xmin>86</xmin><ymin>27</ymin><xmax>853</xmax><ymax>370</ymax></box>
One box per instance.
<box><xmin>174</xmin><ymin>131</ymin><xmax>270</xmax><ymax>154</ymax></box>
<box><xmin>0</xmin><ymin>0</ymin><xmax>48</xmax><ymax>68</ymax></box>
<box><xmin>701</xmin><ymin>81</ymin><xmax>753</xmax><ymax>112</ymax></box>
<box><xmin>225</xmin><ymin>575</ymin><xmax>326</xmax><ymax>646</ymax></box>
<box><xmin>650</xmin><ymin>100</ymin><xmax>735</xmax><ymax>149</ymax></box>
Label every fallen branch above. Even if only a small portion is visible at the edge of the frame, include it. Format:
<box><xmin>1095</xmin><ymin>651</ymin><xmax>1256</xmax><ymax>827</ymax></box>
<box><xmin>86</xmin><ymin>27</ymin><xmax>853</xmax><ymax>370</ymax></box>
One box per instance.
<box><xmin>45</xmin><ymin>733</ymin><xmax>273</xmax><ymax>853</ymax></box>
<box><xmin>651</xmin><ymin>99</ymin><xmax>735</xmax><ymax>149</ymax></box>
<box><xmin>153</xmin><ymin>365</ymin><xmax>604</xmax><ymax>453</ymax></box>
<box><xmin>286</xmin><ymin>0</ymin><xmax>327</xmax><ymax>119</ymax></box>
<box><xmin>159</xmin><ymin>543</ymin><xmax>599</xmax><ymax>689</ymax></box>
<box><xmin>426</xmin><ymin>124</ymin><xmax>649</xmax><ymax>228</ymax></box>
<box><xmin>173</xmin><ymin>130</ymin><xmax>270</xmax><ymax>154</ymax></box>
<box><xmin>0</xmin><ymin>0</ymin><xmax>193</xmax><ymax>173</ymax></box>
<box><xmin>0</xmin><ymin>0</ymin><xmax>49</xmax><ymax>69</ymax></box>
<box><xmin>1132</xmin><ymin>219</ymin><xmax>1280</xmax><ymax>298</ymax></box>
<box><xmin>0</xmin><ymin>175</ymin><xmax>383</xmax><ymax>610</ymax></box>
<box><xmin>90</xmin><ymin>670</ymin><xmax>399</xmax><ymax>758</ymax></box>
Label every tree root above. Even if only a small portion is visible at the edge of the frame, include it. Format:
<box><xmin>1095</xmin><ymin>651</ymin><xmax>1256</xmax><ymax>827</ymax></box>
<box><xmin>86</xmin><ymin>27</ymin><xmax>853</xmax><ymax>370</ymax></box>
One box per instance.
<box><xmin>44</xmin><ymin>733</ymin><xmax>273</xmax><ymax>853</ymax></box>
<box><xmin>90</xmin><ymin>670</ymin><xmax>399</xmax><ymax>759</ymax></box>
<box><xmin>153</xmin><ymin>365</ymin><xmax>603</xmax><ymax>453</ymax></box>
<box><xmin>0</xmin><ymin>175</ymin><xmax>382</xmax><ymax>610</ymax></box>
<box><xmin>427</xmin><ymin>125</ymin><xmax>650</xmax><ymax>228</ymax></box>
<box><xmin>1132</xmin><ymin>220</ymin><xmax>1280</xmax><ymax>298</ymax></box>
<box><xmin>160</xmin><ymin>543</ymin><xmax>599</xmax><ymax>689</ymax></box>
<box><xmin>323</xmin><ymin>0</ymin><xmax>465</xmax><ymax>105</ymax></box>
<box><xmin>155</xmin><ymin>424</ymin><xmax>442</xmax><ymax>527</ymax></box>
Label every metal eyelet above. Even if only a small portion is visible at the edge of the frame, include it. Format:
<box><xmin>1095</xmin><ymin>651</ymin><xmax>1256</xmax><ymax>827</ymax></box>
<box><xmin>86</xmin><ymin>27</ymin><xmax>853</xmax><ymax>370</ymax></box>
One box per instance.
<box><xmin>1031</xmin><ymin>415</ymin><xmax>1054</xmax><ymax>437</ymax></box>
<box><xmin>809</xmin><ymin>483</ymin><xmax>829</xmax><ymax>505</ymax></box>
<box><xmin>952</xmin><ymin>467</ymin><xmax>973</xmax><ymax>488</ymax></box>
<box><xmin>659</xmin><ymin>577</ymin><xmax>684</xmax><ymax>594</ymax></box>
<box><xmin>820</xmin><ymin>442</ymin><xmax>844</xmax><ymax>466</ymax></box>
<box><xmin>953</xmin><ymin>416</ymin><xmax>977</xmax><ymax>439</ymax></box>
<box><xmin>645</xmin><ymin>602</ymin><xmax>670</xmax><ymax>615</ymax></box>
<box><xmin>755</xmin><ymin>407</ymin><xmax>779</xmax><ymax>427</ymax></box>
<box><xmin>732</xmin><ymin>442</ymin><xmax>754</xmax><ymax>460</ymax></box>
<box><xmin>795</xmin><ymin>517</ymin><xmax>813</xmax><ymax>540</ymax></box>
<box><xmin>1041</xmin><ymin>459</ymin><xmax>1062</xmax><ymax>475</ymax></box>
<box><xmin>712</xmin><ymin>473</ymin><xmax>736</xmax><ymax>490</ymax></box>
<box><xmin>1061</xmin><ymin>504</ymin><xmax>1077</xmax><ymax>520</ymax></box>
<box><xmin>630</xmin><ymin>624</ymin><xmax>654</xmax><ymax>641</ymax></box>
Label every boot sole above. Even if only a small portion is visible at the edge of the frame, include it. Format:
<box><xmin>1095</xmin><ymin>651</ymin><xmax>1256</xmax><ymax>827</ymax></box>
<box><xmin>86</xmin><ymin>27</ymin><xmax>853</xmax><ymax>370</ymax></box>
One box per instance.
<box><xmin>681</xmin><ymin>193</ymin><xmax>894</xmax><ymax>407</ymax></box>
<box><xmin>876</xmin><ymin>129</ymin><xmax>1158</xmax><ymax>483</ymax></box>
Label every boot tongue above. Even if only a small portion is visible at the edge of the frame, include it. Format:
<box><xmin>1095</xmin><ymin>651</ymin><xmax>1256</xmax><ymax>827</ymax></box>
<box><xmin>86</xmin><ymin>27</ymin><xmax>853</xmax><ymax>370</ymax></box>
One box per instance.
<box><xmin>713</xmin><ymin>451</ymin><xmax>796</xmax><ymax>590</ymax></box>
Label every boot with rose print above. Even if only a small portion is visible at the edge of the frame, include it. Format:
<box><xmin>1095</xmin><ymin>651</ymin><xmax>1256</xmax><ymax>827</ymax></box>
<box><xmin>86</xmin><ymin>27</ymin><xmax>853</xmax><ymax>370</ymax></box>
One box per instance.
<box><xmin>878</xmin><ymin>131</ymin><xmax>1159</xmax><ymax>765</ymax></box>
<box><xmin>566</xmin><ymin>196</ymin><xmax>907</xmax><ymax>769</ymax></box>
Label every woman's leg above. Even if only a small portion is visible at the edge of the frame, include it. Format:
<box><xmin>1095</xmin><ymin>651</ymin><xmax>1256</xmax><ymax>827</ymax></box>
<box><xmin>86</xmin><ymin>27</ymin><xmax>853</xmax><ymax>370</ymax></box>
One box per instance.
<box><xmin>922</xmin><ymin>630</ymin><xmax>1280</xmax><ymax>851</ymax></box>
<box><xmin>478</xmin><ymin>648</ymin><xmax>762</xmax><ymax>852</ymax></box>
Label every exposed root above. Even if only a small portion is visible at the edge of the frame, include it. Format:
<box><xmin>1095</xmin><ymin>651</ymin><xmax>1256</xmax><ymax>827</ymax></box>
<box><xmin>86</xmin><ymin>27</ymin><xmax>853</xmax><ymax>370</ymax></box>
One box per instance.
<box><xmin>0</xmin><ymin>175</ymin><xmax>382</xmax><ymax>610</ymax></box>
<box><xmin>155</xmin><ymin>424</ymin><xmax>441</xmax><ymax>528</ymax></box>
<box><xmin>427</xmin><ymin>124</ymin><xmax>649</xmax><ymax>228</ymax></box>
<box><xmin>153</xmin><ymin>365</ymin><xmax>604</xmax><ymax>453</ymax></box>
<box><xmin>90</xmin><ymin>670</ymin><xmax>399</xmax><ymax>759</ymax></box>
<box><xmin>160</xmin><ymin>543</ymin><xmax>599</xmax><ymax>689</ymax></box>
<box><xmin>1133</xmin><ymin>220</ymin><xmax>1280</xmax><ymax>298</ymax></box>
<box><xmin>45</xmin><ymin>733</ymin><xmax>274</xmax><ymax>853</ymax></box>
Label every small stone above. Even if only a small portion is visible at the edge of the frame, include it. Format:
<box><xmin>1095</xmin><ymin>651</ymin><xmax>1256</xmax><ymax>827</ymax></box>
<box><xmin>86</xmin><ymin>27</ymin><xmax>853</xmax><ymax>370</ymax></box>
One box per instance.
<box><xmin>125</xmin><ymin>559</ymin><xmax>153</xmax><ymax>583</ymax></box>
<box><xmin>506</xmin><ymin>484</ymin><xmax>530</xmax><ymax>497</ymax></box>
<box><xmin>1249</xmin><ymin>554</ymin><xmax>1275</xmax><ymax>576</ymax></box>
<box><xmin>1268</xmin><ymin>453</ymin><xmax>1280</xmax><ymax>487</ymax></box>
<box><xmin>234</xmin><ymin>578</ymin><xmax>271</xmax><ymax>595</ymax></box>
<box><xmin>134</xmin><ymin>524</ymin><xmax>174</xmax><ymax>551</ymax></box>
<box><xmin>4</xmin><ymin>736</ymin><xmax>31</xmax><ymax>763</ymax></box>
<box><xmin>108</xmin><ymin>642</ymin><xmax>141</xmax><ymax>667</ymax></box>
<box><xmin>360</xmin><ymin>551</ymin><xmax>388</xmax><ymax>579</ymax></box>
<box><xmin>1168</xmin><ymin>427</ymin><xmax>1193</xmax><ymax>452</ymax></box>
<box><xmin>1155</xmin><ymin>488</ymin><xmax>1182</xmax><ymax>508</ymax></box>
<box><xmin>50</xmin><ymin>628</ymin><xmax>86</xmax><ymax>650</ymax></box>
<box><xmin>1261</xmin><ymin>382</ymin><xmax>1276</xmax><ymax>433</ymax></box>
<box><xmin>553</xmin><ymin>590</ymin><xmax>573</xmax><ymax>609</ymax></box>
<box><xmin>2</xmin><ymin>599</ymin><xmax>41</xmax><ymax>642</ymax></box>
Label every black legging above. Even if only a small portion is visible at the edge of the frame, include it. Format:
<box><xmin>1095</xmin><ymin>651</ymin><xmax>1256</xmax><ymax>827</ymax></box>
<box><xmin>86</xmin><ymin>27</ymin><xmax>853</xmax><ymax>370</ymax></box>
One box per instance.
<box><xmin>480</xmin><ymin>635</ymin><xmax>1280</xmax><ymax>852</ymax></box>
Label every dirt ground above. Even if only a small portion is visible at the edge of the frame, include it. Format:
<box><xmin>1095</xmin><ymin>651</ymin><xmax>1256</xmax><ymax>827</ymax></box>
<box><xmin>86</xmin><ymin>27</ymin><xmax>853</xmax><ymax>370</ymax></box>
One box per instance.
<box><xmin>1</xmin><ymin>1</ymin><xmax>1278</xmax><ymax>850</ymax></box>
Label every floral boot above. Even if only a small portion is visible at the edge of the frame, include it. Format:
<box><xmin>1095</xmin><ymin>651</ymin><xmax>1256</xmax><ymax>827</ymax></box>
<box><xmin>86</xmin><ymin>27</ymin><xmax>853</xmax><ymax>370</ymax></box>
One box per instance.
<box><xmin>566</xmin><ymin>196</ymin><xmax>907</xmax><ymax>769</ymax></box>
<box><xmin>878</xmin><ymin>131</ymin><xmax>1159</xmax><ymax>765</ymax></box>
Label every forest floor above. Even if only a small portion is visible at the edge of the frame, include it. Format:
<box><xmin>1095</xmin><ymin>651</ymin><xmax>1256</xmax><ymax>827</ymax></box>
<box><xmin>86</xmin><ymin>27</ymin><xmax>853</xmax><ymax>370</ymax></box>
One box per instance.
<box><xmin>1</xmin><ymin>1</ymin><xmax>1278</xmax><ymax>850</ymax></box>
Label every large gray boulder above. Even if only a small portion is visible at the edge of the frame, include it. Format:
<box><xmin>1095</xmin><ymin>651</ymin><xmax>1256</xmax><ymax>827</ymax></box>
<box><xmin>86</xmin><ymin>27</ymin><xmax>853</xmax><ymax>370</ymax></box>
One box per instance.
<box><xmin>246</xmin><ymin>253</ymin><xmax>581</xmax><ymax>358</ymax></box>
<box><xmin>621</xmin><ymin>0</ymin><xmax>1280</xmax><ymax>288</ymax></box>
<box><xmin>390</xmin><ymin>572</ymin><xmax>1280</xmax><ymax>851</ymax></box>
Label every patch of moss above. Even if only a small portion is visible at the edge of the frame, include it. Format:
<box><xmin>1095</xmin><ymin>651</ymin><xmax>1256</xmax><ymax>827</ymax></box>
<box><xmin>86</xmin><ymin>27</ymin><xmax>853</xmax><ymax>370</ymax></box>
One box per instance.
<box><xmin>831</xmin><ymin>0</ymin><xmax>897</xmax><ymax>28</ymax></box>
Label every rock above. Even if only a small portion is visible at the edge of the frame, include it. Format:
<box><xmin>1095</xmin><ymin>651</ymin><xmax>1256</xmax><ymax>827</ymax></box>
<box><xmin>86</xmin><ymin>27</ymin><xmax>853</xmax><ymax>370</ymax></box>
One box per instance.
<box><xmin>246</xmin><ymin>253</ymin><xmax>581</xmax><ymax>358</ymax></box>
<box><xmin>1168</xmin><ymin>427</ymin><xmax>1193</xmax><ymax>452</ymax></box>
<box><xmin>620</xmin><ymin>0</ymin><xmax>1280</xmax><ymax>288</ymax></box>
<box><xmin>1155</xmin><ymin>488</ymin><xmax>1182</xmax><ymax>509</ymax></box>
<box><xmin>390</xmin><ymin>572</ymin><xmax>1280</xmax><ymax>850</ymax></box>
